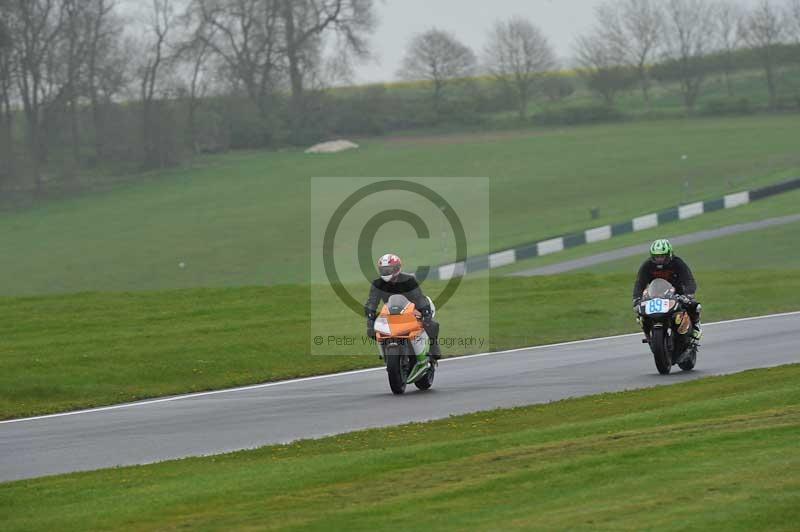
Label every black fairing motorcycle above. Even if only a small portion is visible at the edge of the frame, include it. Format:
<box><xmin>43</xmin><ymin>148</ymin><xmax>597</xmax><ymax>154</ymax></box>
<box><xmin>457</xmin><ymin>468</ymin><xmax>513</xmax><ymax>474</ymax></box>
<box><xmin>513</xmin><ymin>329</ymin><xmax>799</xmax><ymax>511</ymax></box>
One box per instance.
<box><xmin>636</xmin><ymin>279</ymin><xmax>697</xmax><ymax>375</ymax></box>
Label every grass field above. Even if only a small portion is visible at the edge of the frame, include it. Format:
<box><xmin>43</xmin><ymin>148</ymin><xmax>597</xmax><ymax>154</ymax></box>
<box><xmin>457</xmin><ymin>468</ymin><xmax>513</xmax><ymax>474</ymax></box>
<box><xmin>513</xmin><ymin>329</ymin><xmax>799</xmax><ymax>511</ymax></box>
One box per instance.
<box><xmin>2</xmin><ymin>114</ymin><xmax>799</xmax><ymax>295</ymax></box>
<box><xmin>2</xmin><ymin>364</ymin><xmax>798</xmax><ymax>530</ymax></box>
<box><xmin>492</xmin><ymin>187</ymin><xmax>800</xmax><ymax>277</ymax></box>
<box><xmin>583</xmin><ymin>219</ymin><xmax>800</xmax><ymax>274</ymax></box>
<box><xmin>2</xmin><ymin>269</ymin><xmax>800</xmax><ymax>420</ymax></box>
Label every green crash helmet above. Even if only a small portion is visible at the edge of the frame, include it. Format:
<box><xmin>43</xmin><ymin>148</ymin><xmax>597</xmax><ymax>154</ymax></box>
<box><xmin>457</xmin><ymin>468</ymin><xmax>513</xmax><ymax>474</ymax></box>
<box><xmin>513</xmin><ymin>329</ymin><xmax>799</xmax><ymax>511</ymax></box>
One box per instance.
<box><xmin>650</xmin><ymin>239</ymin><xmax>673</xmax><ymax>268</ymax></box>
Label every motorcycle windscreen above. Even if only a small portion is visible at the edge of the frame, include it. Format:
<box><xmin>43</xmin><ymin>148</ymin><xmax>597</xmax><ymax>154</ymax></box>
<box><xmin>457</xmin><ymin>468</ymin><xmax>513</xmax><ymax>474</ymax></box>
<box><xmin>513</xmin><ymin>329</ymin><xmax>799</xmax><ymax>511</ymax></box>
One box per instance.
<box><xmin>387</xmin><ymin>294</ymin><xmax>412</xmax><ymax>315</ymax></box>
<box><xmin>645</xmin><ymin>278</ymin><xmax>676</xmax><ymax>299</ymax></box>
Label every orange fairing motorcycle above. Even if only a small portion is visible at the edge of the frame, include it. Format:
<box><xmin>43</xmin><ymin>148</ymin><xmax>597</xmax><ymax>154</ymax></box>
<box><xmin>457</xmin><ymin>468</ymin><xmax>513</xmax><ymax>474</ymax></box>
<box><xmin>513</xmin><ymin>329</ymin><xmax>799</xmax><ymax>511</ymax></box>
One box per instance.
<box><xmin>373</xmin><ymin>294</ymin><xmax>436</xmax><ymax>394</ymax></box>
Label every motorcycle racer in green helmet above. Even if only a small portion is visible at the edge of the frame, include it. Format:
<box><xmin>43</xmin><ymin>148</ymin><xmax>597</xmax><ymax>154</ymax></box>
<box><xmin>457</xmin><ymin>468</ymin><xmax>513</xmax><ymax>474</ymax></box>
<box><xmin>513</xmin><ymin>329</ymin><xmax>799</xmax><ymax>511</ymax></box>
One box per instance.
<box><xmin>632</xmin><ymin>239</ymin><xmax>702</xmax><ymax>344</ymax></box>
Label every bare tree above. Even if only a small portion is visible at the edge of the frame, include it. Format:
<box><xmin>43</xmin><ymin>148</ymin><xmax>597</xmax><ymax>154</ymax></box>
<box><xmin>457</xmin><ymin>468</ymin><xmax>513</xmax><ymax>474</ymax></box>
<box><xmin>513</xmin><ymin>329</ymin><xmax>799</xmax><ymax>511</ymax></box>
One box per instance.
<box><xmin>0</xmin><ymin>0</ymin><xmax>10</xmax><ymax>48</ymax></box>
<box><xmin>177</xmin><ymin>8</ymin><xmax>216</xmax><ymax>153</ymax></box>
<box><xmin>483</xmin><ymin>16</ymin><xmax>556</xmax><ymax>119</ymax></box>
<box><xmin>715</xmin><ymin>1</ymin><xmax>745</xmax><ymax>96</ymax></box>
<box><xmin>574</xmin><ymin>32</ymin><xmax>636</xmax><ymax>106</ymax></box>
<box><xmin>85</xmin><ymin>0</ymin><xmax>118</xmax><ymax>161</ymax></box>
<box><xmin>8</xmin><ymin>0</ymin><xmax>65</xmax><ymax>192</ymax></box>
<box><xmin>742</xmin><ymin>0</ymin><xmax>787</xmax><ymax>108</ymax></box>
<box><xmin>398</xmin><ymin>28</ymin><xmax>476</xmax><ymax>118</ymax></box>
<box><xmin>190</xmin><ymin>0</ymin><xmax>282</xmax><ymax>120</ymax></box>
<box><xmin>278</xmin><ymin>0</ymin><xmax>375</xmax><ymax>115</ymax></box>
<box><xmin>594</xmin><ymin>0</ymin><xmax>663</xmax><ymax>107</ymax></box>
<box><xmin>138</xmin><ymin>0</ymin><xmax>178</xmax><ymax>167</ymax></box>
<box><xmin>0</xmin><ymin>0</ymin><xmax>14</xmax><ymax>183</ymax></box>
<box><xmin>788</xmin><ymin>0</ymin><xmax>800</xmax><ymax>43</ymax></box>
<box><xmin>59</xmin><ymin>0</ymin><xmax>94</xmax><ymax>167</ymax></box>
<box><xmin>2</xmin><ymin>0</ymin><xmax>124</xmax><ymax>181</ymax></box>
<box><xmin>661</xmin><ymin>0</ymin><xmax>717</xmax><ymax>112</ymax></box>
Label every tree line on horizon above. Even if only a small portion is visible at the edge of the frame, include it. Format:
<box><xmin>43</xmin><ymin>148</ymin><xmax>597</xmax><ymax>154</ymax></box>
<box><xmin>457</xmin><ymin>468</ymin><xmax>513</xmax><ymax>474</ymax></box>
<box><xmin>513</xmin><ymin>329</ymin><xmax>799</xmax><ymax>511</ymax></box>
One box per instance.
<box><xmin>1</xmin><ymin>0</ymin><xmax>799</xmax><ymax>200</ymax></box>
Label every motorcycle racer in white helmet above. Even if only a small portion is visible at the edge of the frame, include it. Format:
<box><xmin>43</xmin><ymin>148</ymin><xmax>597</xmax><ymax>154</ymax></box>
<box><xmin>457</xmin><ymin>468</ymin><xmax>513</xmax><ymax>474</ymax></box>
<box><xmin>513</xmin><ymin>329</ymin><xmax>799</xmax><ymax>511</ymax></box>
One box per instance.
<box><xmin>365</xmin><ymin>253</ymin><xmax>441</xmax><ymax>360</ymax></box>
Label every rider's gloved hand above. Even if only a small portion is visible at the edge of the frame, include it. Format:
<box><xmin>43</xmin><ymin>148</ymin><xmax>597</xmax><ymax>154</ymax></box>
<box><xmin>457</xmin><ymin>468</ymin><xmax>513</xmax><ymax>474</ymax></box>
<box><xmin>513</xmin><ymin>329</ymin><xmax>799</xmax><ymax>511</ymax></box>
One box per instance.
<box><xmin>632</xmin><ymin>297</ymin><xmax>641</xmax><ymax>309</ymax></box>
<box><xmin>419</xmin><ymin>306</ymin><xmax>433</xmax><ymax>324</ymax></box>
<box><xmin>365</xmin><ymin>308</ymin><xmax>377</xmax><ymax>339</ymax></box>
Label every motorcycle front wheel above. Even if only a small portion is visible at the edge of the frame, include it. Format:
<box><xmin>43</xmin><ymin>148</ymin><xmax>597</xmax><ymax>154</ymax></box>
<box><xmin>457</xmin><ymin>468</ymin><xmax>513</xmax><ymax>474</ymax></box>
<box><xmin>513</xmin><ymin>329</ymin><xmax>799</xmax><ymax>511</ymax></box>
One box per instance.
<box><xmin>385</xmin><ymin>344</ymin><xmax>408</xmax><ymax>394</ymax></box>
<box><xmin>650</xmin><ymin>327</ymin><xmax>672</xmax><ymax>375</ymax></box>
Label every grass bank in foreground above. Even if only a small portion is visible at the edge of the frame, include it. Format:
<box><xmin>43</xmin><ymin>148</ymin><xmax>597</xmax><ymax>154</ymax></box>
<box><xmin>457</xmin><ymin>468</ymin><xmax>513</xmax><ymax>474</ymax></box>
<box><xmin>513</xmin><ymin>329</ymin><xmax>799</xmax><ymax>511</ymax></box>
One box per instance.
<box><xmin>2</xmin><ymin>271</ymin><xmax>800</xmax><ymax>419</ymax></box>
<box><xmin>2</xmin><ymin>364</ymin><xmax>799</xmax><ymax>531</ymax></box>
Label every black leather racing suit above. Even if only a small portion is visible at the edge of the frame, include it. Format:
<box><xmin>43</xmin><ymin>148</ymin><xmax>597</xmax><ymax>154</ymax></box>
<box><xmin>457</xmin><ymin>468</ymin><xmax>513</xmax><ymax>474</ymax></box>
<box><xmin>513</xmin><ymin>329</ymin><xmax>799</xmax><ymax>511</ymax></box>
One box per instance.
<box><xmin>633</xmin><ymin>256</ymin><xmax>701</xmax><ymax>326</ymax></box>
<box><xmin>364</xmin><ymin>272</ymin><xmax>441</xmax><ymax>357</ymax></box>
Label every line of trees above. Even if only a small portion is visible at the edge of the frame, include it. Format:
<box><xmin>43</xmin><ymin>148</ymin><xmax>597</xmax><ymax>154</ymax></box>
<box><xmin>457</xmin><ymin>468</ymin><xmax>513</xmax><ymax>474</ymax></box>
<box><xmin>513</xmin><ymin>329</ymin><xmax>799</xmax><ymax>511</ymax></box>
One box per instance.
<box><xmin>576</xmin><ymin>0</ymin><xmax>800</xmax><ymax>110</ymax></box>
<box><xmin>0</xmin><ymin>0</ymin><xmax>375</xmax><ymax>193</ymax></box>
<box><xmin>1</xmin><ymin>0</ymin><xmax>800</xmax><ymax>198</ymax></box>
<box><xmin>397</xmin><ymin>0</ymin><xmax>800</xmax><ymax>116</ymax></box>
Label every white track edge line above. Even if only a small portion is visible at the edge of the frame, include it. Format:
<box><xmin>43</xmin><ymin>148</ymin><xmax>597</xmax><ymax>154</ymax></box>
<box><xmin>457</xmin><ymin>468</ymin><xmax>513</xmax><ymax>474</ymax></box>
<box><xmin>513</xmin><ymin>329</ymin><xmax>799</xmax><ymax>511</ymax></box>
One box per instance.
<box><xmin>3</xmin><ymin>309</ymin><xmax>799</xmax><ymax>425</ymax></box>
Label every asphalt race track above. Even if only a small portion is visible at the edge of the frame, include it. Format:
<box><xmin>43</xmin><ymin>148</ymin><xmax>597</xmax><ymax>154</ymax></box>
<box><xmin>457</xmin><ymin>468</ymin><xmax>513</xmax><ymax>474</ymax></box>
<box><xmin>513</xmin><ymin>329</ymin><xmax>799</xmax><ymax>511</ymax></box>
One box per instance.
<box><xmin>1</xmin><ymin>312</ymin><xmax>798</xmax><ymax>483</ymax></box>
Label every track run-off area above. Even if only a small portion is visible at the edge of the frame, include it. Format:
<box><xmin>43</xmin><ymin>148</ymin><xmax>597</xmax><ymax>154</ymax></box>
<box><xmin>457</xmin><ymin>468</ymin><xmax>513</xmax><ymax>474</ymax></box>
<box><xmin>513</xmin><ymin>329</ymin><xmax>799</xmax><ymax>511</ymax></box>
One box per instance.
<box><xmin>1</xmin><ymin>311</ymin><xmax>798</xmax><ymax>483</ymax></box>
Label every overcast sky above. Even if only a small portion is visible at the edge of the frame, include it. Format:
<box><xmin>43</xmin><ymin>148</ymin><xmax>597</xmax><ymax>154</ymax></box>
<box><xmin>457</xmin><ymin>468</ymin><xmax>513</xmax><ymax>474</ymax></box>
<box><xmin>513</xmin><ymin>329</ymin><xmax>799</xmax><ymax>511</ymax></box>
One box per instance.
<box><xmin>353</xmin><ymin>0</ymin><xmax>764</xmax><ymax>84</ymax></box>
<box><xmin>120</xmin><ymin>0</ymin><xmax>767</xmax><ymax>85</ymax></box>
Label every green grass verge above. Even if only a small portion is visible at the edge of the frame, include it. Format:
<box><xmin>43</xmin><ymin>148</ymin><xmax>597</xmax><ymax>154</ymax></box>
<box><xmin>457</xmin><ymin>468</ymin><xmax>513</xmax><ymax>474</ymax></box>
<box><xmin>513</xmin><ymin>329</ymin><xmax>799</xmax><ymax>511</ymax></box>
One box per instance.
<box><xmin>492</xmin><ymin>186</ymin><xmax>800</xmax><ymax>277</ymax></box>
<box><xmin>3</xmin><ymin>270</ymin><xmax>800</xmax><ymax>420</ymax></box>
<box><xmin>3</xmin><ymin>364</ymin><xmax>799</xmax><ymax>531</ymax></box>
<box><xmin>2</xmin><ymin>114</ymin><xmax>799</xmax><ymax>295</ymax></box>
<box><xmin>585</xmin><ymin>218</ymin><xmax>800</xmax><ymax>274</ymax></box>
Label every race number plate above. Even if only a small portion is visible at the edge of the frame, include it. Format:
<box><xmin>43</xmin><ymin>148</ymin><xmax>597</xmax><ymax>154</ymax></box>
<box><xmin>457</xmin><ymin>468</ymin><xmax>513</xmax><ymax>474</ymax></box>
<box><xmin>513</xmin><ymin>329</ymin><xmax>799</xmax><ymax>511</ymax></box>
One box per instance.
<box><xmin>645</xmin><ymin>298</ymin><xmax>671</xmax><ymax>315</ymax></box>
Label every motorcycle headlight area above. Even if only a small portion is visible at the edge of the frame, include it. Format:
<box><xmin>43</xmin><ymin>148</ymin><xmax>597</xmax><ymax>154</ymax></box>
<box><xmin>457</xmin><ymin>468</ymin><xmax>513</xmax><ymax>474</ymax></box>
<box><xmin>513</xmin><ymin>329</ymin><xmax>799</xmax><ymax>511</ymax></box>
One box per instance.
<box><xmin>374</xmin><ymin>317</ymin><xmax>391</xmax><ymax>335</ymax></box>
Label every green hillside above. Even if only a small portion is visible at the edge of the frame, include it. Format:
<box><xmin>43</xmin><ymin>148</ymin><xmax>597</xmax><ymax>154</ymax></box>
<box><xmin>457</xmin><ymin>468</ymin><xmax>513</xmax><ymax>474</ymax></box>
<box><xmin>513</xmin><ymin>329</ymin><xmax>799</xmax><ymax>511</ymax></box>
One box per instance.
<box><xmin>2</xmin><ymin>114</ymin><xmax>798</xmax><ymax>296</ymax></box>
